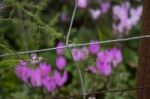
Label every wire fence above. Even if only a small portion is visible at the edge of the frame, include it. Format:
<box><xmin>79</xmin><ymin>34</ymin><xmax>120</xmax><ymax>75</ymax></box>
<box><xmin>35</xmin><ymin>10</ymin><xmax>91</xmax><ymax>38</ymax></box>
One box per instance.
<box><xmin>0</xmin><ymin>0</ymin><xmax>149</xmax><ymax>99</ymax></box>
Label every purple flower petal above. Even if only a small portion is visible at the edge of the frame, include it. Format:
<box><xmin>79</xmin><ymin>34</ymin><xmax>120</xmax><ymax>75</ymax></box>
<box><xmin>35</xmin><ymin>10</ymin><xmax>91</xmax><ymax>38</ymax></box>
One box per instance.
<box><xmin>42</xmin><ymin>76</ymin><xmax>56</xmax><ymax>93</ymax></box>
<box><xmin>89</xmin><ymin>41</ymin><xmax>100</xmax><ymax>54</ymax></box>
<box><xmin>77</xmin><ymin>0</ymin><xmax>87</xmax><ymax>9</ymax></box>
<box><xmin>53</xmin><ymin>71</ymin><xmax>67</xmax><ymax>87</ymax></box>
<box><xmin>38</xmin><ymin>63</ymin><xmax>51</xmax><ymax>77</ymax></box>
<box><xmin>90</xmin><ymin>9</ymin><xmax>101</xmax><ymax>20</ymax></box>
<box><xmin>56</xmin><ymin>56</ymin><xmax>67</xmax><ymax>70</ymax></box>
<box><xmin>30</xmin><ymin>70</ymin><xmax>42</xmax><ymax>87</ymax></box>
<box><xmin>86</xmin><ymin>66</ymin><xmax>97</xmax><ymax>74</ymax></box>
<box><xmin>72</xmin><ymin>48</ymin><xmax>81</xmax><ymax>61</ymax></box>
<box><xmin>56</xmin><ymin>41</ymin><xmax>65</xmax><ymax>55</ymax></box>
<box><xmin>81</xmin><ymin>47</ymin><xmax>89</xmax><ymax>60</ymax></box>
<box><xmin>97</xmin><ymin>50</ymin><xmax>113</xmax><ymax>63</ymax></box>
<box><xmin>101</xmin><ymin>2</ymin><xmax>110</xmax><ymax>13</ymax></box>
<box><xmin>110</xmin><ymin>48</ymin><xmax>122</xmax><ymax>67</ymax></box>
<box><xmin>96</xmin><ymin>60</ymin><xmax>112</xmax><ymax>77</ymax></box>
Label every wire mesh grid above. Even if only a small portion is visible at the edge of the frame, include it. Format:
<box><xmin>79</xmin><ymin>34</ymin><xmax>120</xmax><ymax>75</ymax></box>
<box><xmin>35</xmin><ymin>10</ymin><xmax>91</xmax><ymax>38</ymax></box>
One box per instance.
<box><xmin>0</xmin><ymin>0</ymin><xmax>149</xmax><ymax>99</ymax></box>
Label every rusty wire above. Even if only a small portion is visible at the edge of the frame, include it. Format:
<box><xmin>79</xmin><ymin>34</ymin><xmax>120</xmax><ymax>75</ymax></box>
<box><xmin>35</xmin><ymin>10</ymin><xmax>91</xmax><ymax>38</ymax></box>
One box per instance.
<box><xmin>45</xmin><ymin>86</ymin><xmax>150</xmax><ymax>99</ymax></box>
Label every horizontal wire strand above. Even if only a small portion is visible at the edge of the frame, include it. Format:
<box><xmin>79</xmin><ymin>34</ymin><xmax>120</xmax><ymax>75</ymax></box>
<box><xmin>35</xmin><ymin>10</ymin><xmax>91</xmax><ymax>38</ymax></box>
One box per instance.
<box><xmin>0</xmin><ymin>35</ymin><xmax>150</xmax><ymax>58</ymax></box>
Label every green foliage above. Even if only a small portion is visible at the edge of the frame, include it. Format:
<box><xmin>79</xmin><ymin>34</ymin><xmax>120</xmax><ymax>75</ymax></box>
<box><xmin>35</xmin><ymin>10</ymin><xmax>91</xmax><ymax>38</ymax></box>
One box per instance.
<box><xmin>0</xmin><ymin>0</ymin><xmax>62</xmax><ymax>51</ymax></box>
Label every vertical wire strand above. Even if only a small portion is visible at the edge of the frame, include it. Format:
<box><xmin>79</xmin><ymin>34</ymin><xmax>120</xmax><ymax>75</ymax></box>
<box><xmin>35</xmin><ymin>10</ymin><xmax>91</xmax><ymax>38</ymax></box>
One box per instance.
<box><xmin>67</xmin><ymin>46</ymin><xmax>86</xmax><ymax>99</ymax></box>
<box><xmin>65</xmin><ymin>0</ymin><xmax>77</xmax><ymax>45</ymax></box>
<box><xmin>65</xmin><ymin>0</ymin><xmax>86</xmax><ymax>99</ymax></box>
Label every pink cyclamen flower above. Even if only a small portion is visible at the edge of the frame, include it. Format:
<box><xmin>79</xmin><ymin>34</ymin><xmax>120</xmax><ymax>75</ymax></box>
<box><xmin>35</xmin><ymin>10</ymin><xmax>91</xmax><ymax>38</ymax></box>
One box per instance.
<box><xmin>81</xmin><ymin>47</ymin><xmax>89</xmax><ymax>60</ymax></box>
<box><xmin>56</xmin><ymin>41</ymin><xmax>65</xmax><ymax>55</ymax></box>
<box><xmin>38</xmin><ymin>63</ymin><xmax>51</xmax><ymax>77</ymax></box>
<box><xmin>56</xmin><ymin>56</ymin><xmax>67</xmax><ymax>70</ymax></box>
<box><xmin>90</xmin><ymin>9</ymin><xmax>101</xmax><ymax>20</ymax></box>
<box><xmin>15</xmin><ymin>61</ymin><xmax>32</xmax><ymax>84</ymax></box>
<box><xmin>61</xmin><ymin>71</ymin><xmax>68</xmax><ymax>85</ymax></box>
<box><xmin>101</xmin><ymin>2</ymin><xmax>110</xmax><ymax>13</ymax></box>
<box><xmin>96</xmin><ymin>50</ymin><xmax>113</xmax><ymax>76</ymax></box>
<box><xmin>42</xmin><ymin>76</ymin><xmax>56</xmax><ymax>93</ymax></box>
<box><xmin>86</xmin><ymin>66</ymin><xmax>97</xmax><ymax>74</ymax></box>
<box><xmin>53</xmin><ymin>71</ymin><xmax>62</xmax><ymax>86</ymax></box>
<box><xmin>72</xmin><ymin>48</ymin><xmax>81</xmax><ymax>61</ymax></box>
<box><xmin>72</xmin><ymin>47</ymin><xmax>89</xmax><ymax>61</ymax></box>
<box><xmin>15</xmin><ymin>61</ymin><xmax>66</xmax><ymax>93</ymax></box>
<box><xmin>129</xmin><ymin>6</ymin><xmax>143</xmax><ymax>26</ymax></box>
<box><xmin>112</xmin><ymin>2</ymin><xmax>130</xmax><ymax>34</ymax></box>
<box><xmin>30</xmin><ymin>70</ymin><xmax>42</xmax><ymax>87</ymax></box>
<box><xmin>110</xmin><ymin>48</ymin><xmax>122</xmax><ymax>67</ymax></box>
<box><xmin>97</xmin><ymin>50</ymin><xmax>113</xmax><ymax>63</ymax></box>
<box><xmin>89</xmin><ymin>41</ymin><xmax>100</xmax><ymax>54</ymax></box>
<box><xmin>112</xmin><ymin>2</ymin><xmax>142</xmax><ymax>35</ymax></box>
<box><xmin>15</xmin><ymin>65</ymin><xmax>31</xmax><ymax>83</ymax></box>
<box><xmin>21</xmin><ymin>67</ymin><xmax>32</xmax><ymax>83</ymax></box>
<box><xmin>53</xmin><ymin>71</ymin><xmax>68</xmax><ymax>87</ymax></box>
<box><xmin>96</xmin><ymin>61</ymin><xmax>112</xmax><ymax>77</ymax></box>
<box><xmin>77</xmin><ymin>0</ymin><xmax>87</xmax><ymax>9</ymax></box>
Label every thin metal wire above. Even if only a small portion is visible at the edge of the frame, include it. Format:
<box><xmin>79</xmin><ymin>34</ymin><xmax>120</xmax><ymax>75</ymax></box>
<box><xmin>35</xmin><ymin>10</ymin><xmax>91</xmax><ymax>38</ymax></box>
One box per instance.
<box><xmin>65</xmin><ymin>0</ymin><xmax>77</xmax><ymax>45</ymax></box>
<box><xmin>45</xmin><ymin>86</ymin><xmax>150</xmax><ymax>99</ymax></box>
<box><xmin>67</xmin><ymin>46</ymin><xmax>86</xmax><ymax>99</ymax></box>
<box><xmin>0</xmin><ymin>34</ymin><xmax>150</xmax><ymax>57</ymax></box>
<box><xmin>65</xmin><ymin>0</ymin><xmax>86</xmax><ymax>99</ymax></box>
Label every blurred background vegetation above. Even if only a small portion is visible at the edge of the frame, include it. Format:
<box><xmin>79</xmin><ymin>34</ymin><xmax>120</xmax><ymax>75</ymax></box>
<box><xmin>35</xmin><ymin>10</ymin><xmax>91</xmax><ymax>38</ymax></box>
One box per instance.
<box><xmin>0</xmin><ymin>0</ymin><xmax>142</xmax><ymax>99</ymax></box>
